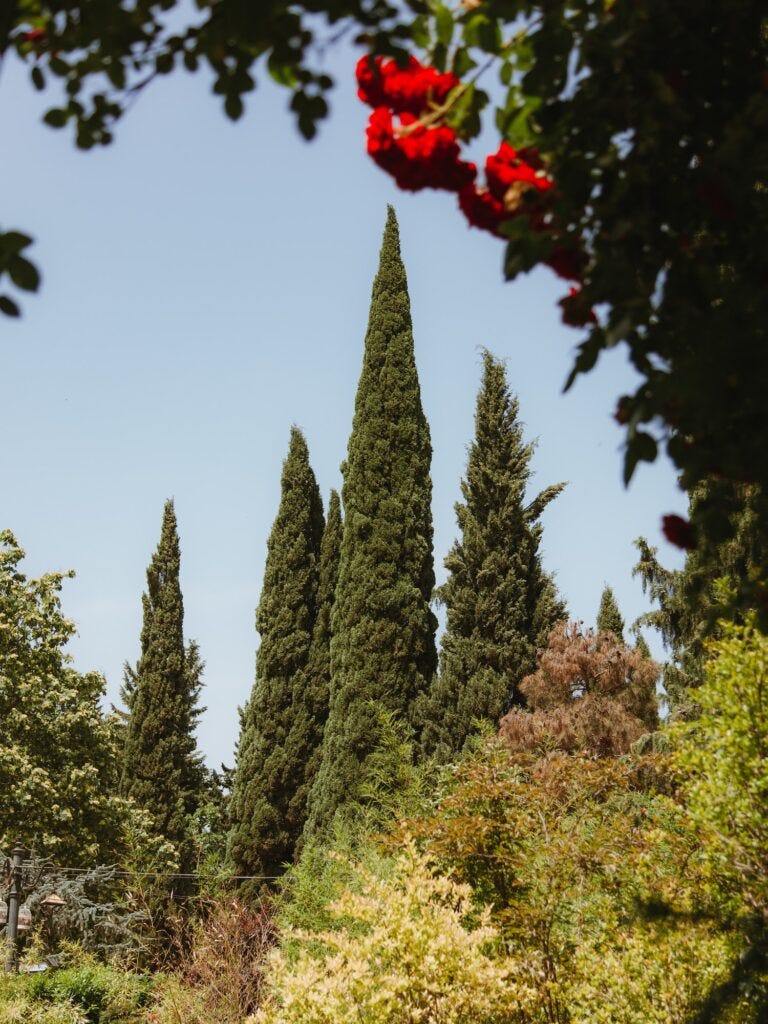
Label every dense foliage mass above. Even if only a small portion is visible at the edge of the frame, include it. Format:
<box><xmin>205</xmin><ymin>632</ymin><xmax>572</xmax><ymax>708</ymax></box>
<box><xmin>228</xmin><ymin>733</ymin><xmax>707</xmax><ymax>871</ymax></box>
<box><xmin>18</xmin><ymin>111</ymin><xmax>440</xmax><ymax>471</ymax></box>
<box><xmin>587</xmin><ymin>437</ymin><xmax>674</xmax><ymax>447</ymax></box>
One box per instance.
<box><xmin>304</xmin><ymin>207</ymin><xmax>437</xmax><ymax>838</ymax></box>
<box><xmin>418</xmin><ymin>350</ymin><xmax>564</xmax><ymax>759</ymax></box>
<box><xmin>229</xmin><ymin>428</ymin><xmax>325</xmax><ymax>880</ymax></box>
<box><xmin>500</xmin><ymin>620</ymin><xmax>659</xmax><ymax>758</ymax></box>
<box><xmin>0</xmin><ymin>530</ymin><xmax>131</xmax><ymax>862</ymax></box>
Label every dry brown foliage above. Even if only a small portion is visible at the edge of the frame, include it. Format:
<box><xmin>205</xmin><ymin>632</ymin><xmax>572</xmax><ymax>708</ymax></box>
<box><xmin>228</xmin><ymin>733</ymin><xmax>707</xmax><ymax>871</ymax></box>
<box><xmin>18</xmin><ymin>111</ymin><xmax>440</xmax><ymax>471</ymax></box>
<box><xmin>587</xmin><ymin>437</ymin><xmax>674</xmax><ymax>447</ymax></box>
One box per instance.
<box><xmin>182</xmin><ymin>897</ymin><xmax>275</xmax><ymax>1021</ymax></box>
<box><xmin>499</xmin><ymin>621</ymin><xmax>660</xmax><ymax>757</ymax></box>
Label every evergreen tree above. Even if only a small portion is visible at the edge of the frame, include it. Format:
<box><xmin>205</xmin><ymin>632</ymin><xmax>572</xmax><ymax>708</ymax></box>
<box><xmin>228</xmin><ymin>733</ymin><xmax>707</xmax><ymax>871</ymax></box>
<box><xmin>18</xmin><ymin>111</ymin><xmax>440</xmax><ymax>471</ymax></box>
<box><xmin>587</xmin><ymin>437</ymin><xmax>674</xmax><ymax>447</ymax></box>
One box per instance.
<box><xmin>596</xmin><ymin>585</ymin><xmax>625</xmax><ymax>641</ymax></box>
<box><xmin>301</xmin><ymin>490</ymin><xmax>342</xmax><ymax>787</ymax></box>
<box><xmin>304</xmin><ymin>207</ymin><xmax>437</xmax><ymax>837</ymax></box>
<box><xmin>419</xmin><ymin>351</ymin><xmax>566</xmax><ymax>760</ymax></box>
<box><xmin>121</xmin><ymin>500</ymin><xmax>206</xmax><ymax>870</ymax></box>
<box><xmin>228</xmin><ymin>428</ymin><xmax>325</xmax><ymax>878</ymax></box>
<box><xmin>634</xmin><ymin>479</ymin><xmax>768</xmax><ymax>718</ymax></box>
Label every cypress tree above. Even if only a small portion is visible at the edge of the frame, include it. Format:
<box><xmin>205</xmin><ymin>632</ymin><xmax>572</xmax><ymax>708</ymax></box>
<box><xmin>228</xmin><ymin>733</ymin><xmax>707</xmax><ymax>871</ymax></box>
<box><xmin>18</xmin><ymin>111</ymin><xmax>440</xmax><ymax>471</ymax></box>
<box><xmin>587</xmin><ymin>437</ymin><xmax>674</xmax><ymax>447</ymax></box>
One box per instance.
<box><xmin>419</xmin><ymin>351</ymin><xmax>566</xmax><ymax>760</ymax></box>
<box><xmin>596</xmin><ymin>585</ymin><xmax>625</xmax><ymax>641</ymax></box>
<box><xmin>302</xmin><ymin>490</ymin><xmax>342</xmax><ymax>784</ymax></box>
<box><xmin>304</xmin><ymin>207</ymin><xmax>437</xmax><ymax>837</ymax></box>
<box><xmin>228</xmin><ymin>428</ymin><xmax>325</xmax><ymax>878</ymax></box>
<box><xmin>121</xmin><ymin>500</ymin><xmax>205</xmax><ymax>870</ymax></box>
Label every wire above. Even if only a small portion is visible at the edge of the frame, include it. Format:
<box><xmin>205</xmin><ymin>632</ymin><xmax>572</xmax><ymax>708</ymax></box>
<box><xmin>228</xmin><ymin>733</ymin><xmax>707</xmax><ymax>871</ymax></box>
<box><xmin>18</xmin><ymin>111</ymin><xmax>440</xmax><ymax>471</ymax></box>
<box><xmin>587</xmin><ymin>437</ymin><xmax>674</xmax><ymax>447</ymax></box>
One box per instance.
<box><xmin>50</xmin><ymin>867</ymin><xmax>280</xmax><ymax>880</ymax></box>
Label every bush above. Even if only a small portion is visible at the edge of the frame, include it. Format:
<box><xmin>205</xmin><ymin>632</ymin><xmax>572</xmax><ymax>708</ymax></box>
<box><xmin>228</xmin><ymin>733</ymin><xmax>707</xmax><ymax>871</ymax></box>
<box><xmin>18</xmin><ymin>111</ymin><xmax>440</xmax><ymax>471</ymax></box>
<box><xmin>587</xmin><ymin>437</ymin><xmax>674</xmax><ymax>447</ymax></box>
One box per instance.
<box><xmin>253</xmin><ymin>841</ymin><xmax>533</xmax><ymax>1024</ymax></box>
<box><xmin>147</xmin><ymin>895</ymin><xmax>274</xmax><ymax>1024</ymax></box>
<box><xmin>23</xmin><ymin>948</ymin><xmax>151</xmax><ymax>1024</ymax></box>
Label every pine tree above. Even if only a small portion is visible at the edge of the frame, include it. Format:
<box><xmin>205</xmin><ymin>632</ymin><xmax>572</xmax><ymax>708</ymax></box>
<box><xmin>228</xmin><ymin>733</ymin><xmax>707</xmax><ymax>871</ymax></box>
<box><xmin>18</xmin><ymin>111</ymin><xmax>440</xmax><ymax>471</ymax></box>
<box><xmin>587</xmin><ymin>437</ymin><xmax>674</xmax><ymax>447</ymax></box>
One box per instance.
<box><xmin>228</xmin><ymin>428</ymin><xmax>325</xmax><ymax>878</ymax></box>
<box><xmin>419</xmin><ymin>351</ymin><xmax>566</xmax><ymax>760</ymax></box>
<box><xmin>304</xmin><ymin>207</ymin><xmax>437</xmax><ymax>837</ymax></box>
<box><xmin>596</xmin><ymin>585</ymin><xmax>625</xmax><ymax>641</ymax></box>
<box><xmin>121</xmin><ymin>500</ymin><xmax>205</xmax><ymax>869</ymax></box>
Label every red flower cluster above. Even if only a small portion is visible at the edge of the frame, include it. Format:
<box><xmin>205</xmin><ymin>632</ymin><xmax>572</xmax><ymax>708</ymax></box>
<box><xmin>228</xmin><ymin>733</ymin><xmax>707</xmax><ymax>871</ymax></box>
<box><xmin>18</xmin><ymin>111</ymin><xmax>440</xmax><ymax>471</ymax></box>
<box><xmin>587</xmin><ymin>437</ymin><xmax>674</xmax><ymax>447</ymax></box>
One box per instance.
<box><xmin>458</xmin><ymin>185</ymin><xmax>507</xmax><ymax>237</ymax></box>
<box><xmin>358</xmin><ymin>55</ymin><xmax>475</xmax><ymax>194</ymax></box>
<box><xmin>662</xmin><ymin>514</ymin><xmax>697</xmax><ymax>551</ymax></box>
<box><xmin>356</xmin><ymin>55</ymin><xmax>459</xmax><ymax>116</ymax></box>
<box><xmin>357</xmin><ymin>54</ymin><xmax>594</xmax><ymax>323</ymax></box>
<box><xmin>367</xmin><ymin>109</ymin><xmax>476</xmax><ymax>192</ymax></box>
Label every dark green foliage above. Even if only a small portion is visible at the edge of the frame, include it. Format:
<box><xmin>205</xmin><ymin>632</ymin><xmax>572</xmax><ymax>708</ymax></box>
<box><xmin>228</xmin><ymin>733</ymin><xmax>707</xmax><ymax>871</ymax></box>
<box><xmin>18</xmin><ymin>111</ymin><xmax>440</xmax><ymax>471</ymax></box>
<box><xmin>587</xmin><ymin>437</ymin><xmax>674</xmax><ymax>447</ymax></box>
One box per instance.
<box><xmin>304</xmin><ymin>208</ymin><xmax>437</xmax><ymax>837</ymax></box>
<box><xmin>121</xmin><ymin>500</ymin><xmax>206</xmax><ymax>870</ymax></box>
<box><xmin>228</xmin><ymin>428</ymin><xmax>325</xmax><ymax>879</ymax></box>
<box><xmin>300</xmin><ymin>490</ymin><xmax>343</xmax><ymax>802</ymax></box>
<box><xmin>418</xmin><ymin>351</ymin><xmax>565</xmax><ymax>760</ymax></box>
<box><xmin>597</xmin><ymin>585</ymin><xmax>625</xmax><ymax>641</ymax></box>
<box><xmin>634</xmin><ymin>480</ymin><xmax>768</xmax><ymax>718</ymax></box>
<box><xmin>634</xmin><ymin>633</ymin><xmax>652</xmax><ymax>660</ymax></box>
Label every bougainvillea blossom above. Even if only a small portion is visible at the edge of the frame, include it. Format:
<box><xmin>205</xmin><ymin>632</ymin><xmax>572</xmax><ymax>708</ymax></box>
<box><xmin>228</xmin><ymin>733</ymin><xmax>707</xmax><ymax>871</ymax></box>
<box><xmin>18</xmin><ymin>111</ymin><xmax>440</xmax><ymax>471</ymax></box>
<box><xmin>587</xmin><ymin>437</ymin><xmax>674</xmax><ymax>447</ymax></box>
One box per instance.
<box><xmin>546</xmin><ymin>244</ymin><xmax>586</xmax><ymax>282</ymax></box>
<box><xmin>366</xmin><ymin>108</ymin><xmax>476</xmax><ymax>192</ymax></box>
<box><xmin>485</xmin><ymin>142</ymin><xmax>553</xmax><ymax>204</ymax></box>
<box><xmin>356</xmin><ymin>55</ymin><xmax>460</xmax><ymax>116</ymax></box>
<box><xmin>357</xmin><ymin>56</ymin><xmax>591</xmax><ymax>307</ymax></box>
<box><xmin>558</xmin><ymin>286</ymin><xmax>597</xmax><ymax>327</ymax></box>
<box><xmin>662</xmin><ymin>514</ymin><xmax>697</xmax><ymax>551</ymax></box>
<box><xmin>458</xmin><ymin>184</ymin><xmax>509</xmax><ymax>237</ymax></box>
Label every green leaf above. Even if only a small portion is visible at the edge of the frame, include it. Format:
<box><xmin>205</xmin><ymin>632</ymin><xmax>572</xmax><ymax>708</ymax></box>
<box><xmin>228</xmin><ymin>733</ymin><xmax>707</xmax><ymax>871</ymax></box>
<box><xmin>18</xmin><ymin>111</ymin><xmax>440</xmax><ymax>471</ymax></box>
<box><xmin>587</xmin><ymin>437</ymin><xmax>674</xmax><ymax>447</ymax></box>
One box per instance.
<box><xmin>623</xmin><ymin>431</ymin><xmax>658</xmax><ymax>484</ymax></box>
<box><xmin>0</xmin><ymin>232</ymin><xmax>33</xmax><ymax>256</ymax></box>
<box><xmin>225</xmin><ymin>93</ymin><xmax>244</xmax><ymax>120</ymax></box>
<box><xmin>8</xmin><ymin>256</ymin><xmax>40</xmax><ymax>293</ymax></box>
<box><xmin>31</xmin><ymin>66</ymin><xmax>45</xmax><ymax>91</ymax></box>
<box><xmin>410</xmin><ymin>16</ymin><xmax>430</xmax><ymax>49</ymax></box>
<box><xmin>463</xmin><ymin>13</ymin><xmax>501</xmax><ymax>53</ymax></box>
<box><xmin>268</xmin><ymin>56</ymin><xmax>298</xmax><ymax>88</ymax></box>
<box><xmin>155</xmin><ymin>51</ymin><xmax>174</xmax><ymax>75</ymax></box>
<box><xmin>49</xmin><ymin>56</ymin><xmax>68</xmax><ymax>77</ymax></box>
<box><xmin>0</xmin><ymin>295</ymin><xmax>21</xmax><ymax>317</ymax></box>
<box><xmin>43</xmin><ymin>108</ymin><xmax>67</xmax><ymax>128</ymax></box>
<box><xmin>434</xmin><ymin>4</ymin><xmax>454</xmax><ymax>47</ymax></box>
<box><xmin>451</xmin><ymin>47</ymin><xmax>476</xmax><ymax>77</ymax></box>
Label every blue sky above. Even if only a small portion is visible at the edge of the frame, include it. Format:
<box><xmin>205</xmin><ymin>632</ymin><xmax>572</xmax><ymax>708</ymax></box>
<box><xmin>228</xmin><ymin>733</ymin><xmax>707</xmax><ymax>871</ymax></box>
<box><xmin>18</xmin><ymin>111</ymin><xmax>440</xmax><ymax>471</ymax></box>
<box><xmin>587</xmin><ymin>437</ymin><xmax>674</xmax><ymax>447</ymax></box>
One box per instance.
<box><xmin>2</xmin><ymin>43</ymin><xmax>685</xmax><ymax>768</ymax></box>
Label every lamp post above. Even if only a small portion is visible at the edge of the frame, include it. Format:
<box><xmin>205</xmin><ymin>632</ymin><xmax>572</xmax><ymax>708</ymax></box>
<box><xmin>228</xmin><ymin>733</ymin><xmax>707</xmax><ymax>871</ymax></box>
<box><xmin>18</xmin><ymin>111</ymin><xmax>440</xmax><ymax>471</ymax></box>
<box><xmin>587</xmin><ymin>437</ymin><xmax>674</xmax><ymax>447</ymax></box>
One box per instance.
<box><xmin>3</xmin><ymin>845</ymin><xmax>26</xmax><ymax>973</ymax></box>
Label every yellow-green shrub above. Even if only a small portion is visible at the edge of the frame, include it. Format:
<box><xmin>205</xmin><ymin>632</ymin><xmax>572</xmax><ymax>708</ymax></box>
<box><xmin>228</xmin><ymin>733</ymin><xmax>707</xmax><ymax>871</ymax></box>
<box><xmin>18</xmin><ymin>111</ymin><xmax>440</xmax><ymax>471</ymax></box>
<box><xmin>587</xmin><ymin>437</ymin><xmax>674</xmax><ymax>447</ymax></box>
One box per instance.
<box><xmin>252</xmin><ymin>841</ymin><xmax>533</xmax><ymax>1024</ymax></box>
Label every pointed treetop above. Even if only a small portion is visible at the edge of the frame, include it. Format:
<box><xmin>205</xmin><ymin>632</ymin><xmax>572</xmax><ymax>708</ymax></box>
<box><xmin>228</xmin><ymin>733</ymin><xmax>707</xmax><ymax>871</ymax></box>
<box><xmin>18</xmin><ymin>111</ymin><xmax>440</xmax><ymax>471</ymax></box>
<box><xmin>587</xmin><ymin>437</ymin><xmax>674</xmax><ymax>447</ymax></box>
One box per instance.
<box><xmin>597</xmin><ymin>585</ymin><xmax>625</xmax><ymax>642</ymax></box>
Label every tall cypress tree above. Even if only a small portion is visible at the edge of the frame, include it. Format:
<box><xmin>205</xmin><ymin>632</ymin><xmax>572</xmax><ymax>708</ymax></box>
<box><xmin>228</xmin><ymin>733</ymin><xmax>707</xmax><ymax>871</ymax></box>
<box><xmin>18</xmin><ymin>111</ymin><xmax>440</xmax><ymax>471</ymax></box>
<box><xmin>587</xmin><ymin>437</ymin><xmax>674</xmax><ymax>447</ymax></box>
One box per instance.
<box><xmin>419</xmin><ymin>351</ymin><xmax>566</xmax><ymax>760</ymax></box>
<box><xmin>301</xmin><ymin>490</ymin><xmax>342</xmax><ymax>785</ymax></box>
<box><xmin>597</xmin><ymin>585</ymin><xmax>625</xmax><ymax>641</ymax></box>
<box><xmin>304</xmin><ymin>207</ymin><xmax>437</xmax><ymax>838</ymax></box>
<box><xmin>121</xmin><ymin>500</ymin><xmax>205</xmax><ymax>869</ymax></box>
<box><xmin>228</xmin><ymin>428</ymin><xmax>325</xmax><ymax>878</ymax></box>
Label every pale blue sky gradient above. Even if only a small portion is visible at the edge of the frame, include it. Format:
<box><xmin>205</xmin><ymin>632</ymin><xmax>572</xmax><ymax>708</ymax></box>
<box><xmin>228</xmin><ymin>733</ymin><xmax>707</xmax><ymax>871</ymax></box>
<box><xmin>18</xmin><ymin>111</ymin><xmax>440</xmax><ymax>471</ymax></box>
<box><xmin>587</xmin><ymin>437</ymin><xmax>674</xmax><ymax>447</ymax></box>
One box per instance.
<box><xmin>1</xmin><ymin>45</ymin><xmax>685</xmax><ymax>767</ymax></box>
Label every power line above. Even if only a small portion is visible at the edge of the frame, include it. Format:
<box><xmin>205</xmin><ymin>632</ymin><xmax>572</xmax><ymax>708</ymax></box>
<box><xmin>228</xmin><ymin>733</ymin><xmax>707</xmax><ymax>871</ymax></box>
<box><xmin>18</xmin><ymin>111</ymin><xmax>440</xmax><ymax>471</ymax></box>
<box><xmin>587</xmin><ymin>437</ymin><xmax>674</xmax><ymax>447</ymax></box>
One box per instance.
<box><xmin>34</xmin><ymin>866</ymin><xmax>280</xmax><ymax>881</ymax></box>
<box><xmin>31</xmin><ymin>868</ymin><xmax>280</xmax><ymax>884</ymax></box>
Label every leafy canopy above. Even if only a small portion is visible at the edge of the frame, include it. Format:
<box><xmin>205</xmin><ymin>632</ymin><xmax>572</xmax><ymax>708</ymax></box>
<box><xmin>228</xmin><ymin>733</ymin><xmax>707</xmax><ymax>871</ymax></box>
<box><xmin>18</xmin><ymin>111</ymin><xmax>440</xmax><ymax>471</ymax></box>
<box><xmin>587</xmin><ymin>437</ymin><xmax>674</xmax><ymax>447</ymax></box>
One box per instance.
<box><xmin>0</xmin><ymin>530</ymin><xmax>132</xmax><ymax>862</ymax></box>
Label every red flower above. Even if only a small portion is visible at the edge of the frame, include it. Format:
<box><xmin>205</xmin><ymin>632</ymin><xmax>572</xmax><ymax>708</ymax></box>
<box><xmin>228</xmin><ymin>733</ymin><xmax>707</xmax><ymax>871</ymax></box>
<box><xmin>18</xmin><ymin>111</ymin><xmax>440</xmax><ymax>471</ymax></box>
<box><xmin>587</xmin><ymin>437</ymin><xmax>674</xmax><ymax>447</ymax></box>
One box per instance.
<box><xmin>662</xmin><ymin>514</ymin><xmax>696</xmax><ymax>551</ymax></box>
<box><xmin>366</xmin><ymin>109</ymin><xmax>475</xmax><ymax>193</ymax></box>
<box><xmin>356</xmin><ymin>55</ymin><xmax>459</xmax><ymax>116</ymax></box>
<box><xmin>458</xmin><ymin>184</ymin><xmax>509</xmax><ymax>236</ymax></box>
<box><xmin>558</xmin><ymin>286</ymin><xmax>597</xmax><ymax>327</ymax></box>
<box><xmin>546</xmin><ymin>244</ymin><xmax>585</xmax><ymax>282</ymax></box>
<box><xmin>485</xmin><ymin>142</ymin><xmax>553</xmax><ymax>204</ymax></box>
<box><xmin>613</xmin><ymin>395</ymin><xmax>632</xmax><ymax>425</ymax></box>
